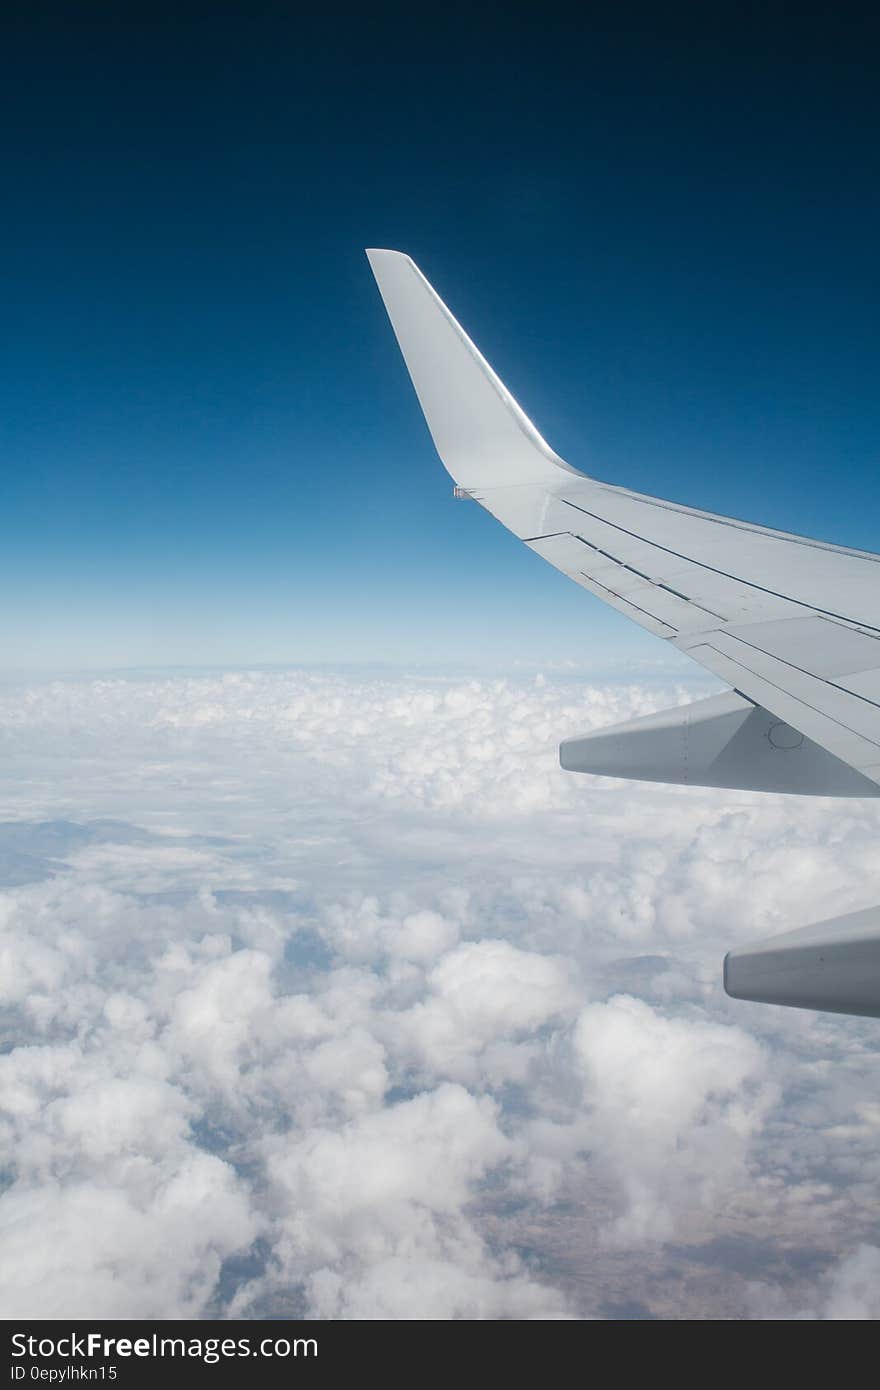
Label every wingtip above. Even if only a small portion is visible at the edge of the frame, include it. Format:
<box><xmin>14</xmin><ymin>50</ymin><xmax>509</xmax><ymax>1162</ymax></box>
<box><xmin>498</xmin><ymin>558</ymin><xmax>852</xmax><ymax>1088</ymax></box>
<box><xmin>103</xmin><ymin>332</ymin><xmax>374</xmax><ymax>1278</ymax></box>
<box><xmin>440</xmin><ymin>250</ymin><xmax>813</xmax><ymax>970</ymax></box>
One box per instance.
<box><xmin>365</xmin><ymin>247</ymin><xmax>412</xmax><ymax>265</ymax></box>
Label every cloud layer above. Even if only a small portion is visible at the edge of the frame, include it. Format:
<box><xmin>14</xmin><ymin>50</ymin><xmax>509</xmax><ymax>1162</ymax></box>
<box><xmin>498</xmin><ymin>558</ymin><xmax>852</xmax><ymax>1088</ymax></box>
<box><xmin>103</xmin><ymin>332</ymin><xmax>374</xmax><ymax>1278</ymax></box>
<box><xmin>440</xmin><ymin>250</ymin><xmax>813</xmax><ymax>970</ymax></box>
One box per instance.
<box><xmin>1</xmin><ymin>668</ymin><xmax>880</xmax><ymax>1318</ymax></box>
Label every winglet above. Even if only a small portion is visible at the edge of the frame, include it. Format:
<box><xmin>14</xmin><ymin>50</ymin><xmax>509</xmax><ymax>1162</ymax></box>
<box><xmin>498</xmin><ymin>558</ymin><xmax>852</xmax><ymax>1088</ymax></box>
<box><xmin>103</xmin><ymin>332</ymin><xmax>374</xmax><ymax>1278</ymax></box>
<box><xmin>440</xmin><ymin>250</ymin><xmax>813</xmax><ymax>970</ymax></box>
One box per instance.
<box><xmin>366</xmin><ymin>248</ymin><xmax>578</xmax><ymax>489</ymax></box>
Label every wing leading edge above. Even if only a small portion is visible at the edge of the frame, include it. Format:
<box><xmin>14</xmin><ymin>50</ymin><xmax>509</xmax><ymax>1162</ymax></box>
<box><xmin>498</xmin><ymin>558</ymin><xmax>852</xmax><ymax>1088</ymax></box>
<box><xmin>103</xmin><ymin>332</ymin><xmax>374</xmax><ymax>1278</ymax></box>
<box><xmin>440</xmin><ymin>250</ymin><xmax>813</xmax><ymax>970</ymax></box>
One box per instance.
<box><xmin>367</xmin><ymin>248</ymin><xmax>880</xmax><ymax>795</ymax></box>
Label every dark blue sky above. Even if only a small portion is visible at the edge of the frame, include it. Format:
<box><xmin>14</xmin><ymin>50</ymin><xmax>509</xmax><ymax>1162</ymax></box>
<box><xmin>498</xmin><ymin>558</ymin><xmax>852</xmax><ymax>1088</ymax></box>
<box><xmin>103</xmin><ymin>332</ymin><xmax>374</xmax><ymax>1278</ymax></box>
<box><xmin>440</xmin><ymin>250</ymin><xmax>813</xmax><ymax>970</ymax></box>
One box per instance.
<box><xmin>4</xmin><ymin>4</ymin><xmax>880</xmax><ymax>670</ymax></box>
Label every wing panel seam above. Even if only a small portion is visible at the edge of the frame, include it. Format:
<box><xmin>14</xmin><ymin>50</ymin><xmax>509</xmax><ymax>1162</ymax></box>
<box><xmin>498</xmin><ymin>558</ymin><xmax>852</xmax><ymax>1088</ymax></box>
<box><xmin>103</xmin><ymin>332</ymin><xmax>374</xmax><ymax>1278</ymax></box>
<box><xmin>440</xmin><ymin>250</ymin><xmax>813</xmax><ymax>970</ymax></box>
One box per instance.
<box><xmin>560</xmin><ymin>498</ymin><xmax>880</xmax><ymax>635</ymax></box>
<box><xmin>694</xmin><ymin>644</ymin><xmax>880</xmax><ymax>752</ymax></box>
<box><xmin>577</xmin><ymin>572</ymin><xmax>677</xmax><ymax>635</ymax></box>
<box><xmin>720</xmin><ymin>632</ymin><xmax>880</xmax><ymax>716</ymax></box>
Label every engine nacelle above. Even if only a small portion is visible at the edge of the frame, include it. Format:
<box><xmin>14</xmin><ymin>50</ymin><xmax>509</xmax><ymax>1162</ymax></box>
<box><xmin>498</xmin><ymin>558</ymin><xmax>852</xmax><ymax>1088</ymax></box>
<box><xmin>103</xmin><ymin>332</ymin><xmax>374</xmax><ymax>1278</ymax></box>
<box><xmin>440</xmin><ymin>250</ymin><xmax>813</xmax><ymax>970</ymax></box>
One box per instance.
<box><xmin>559</xmin><ymin>690</ymin><xmax>879</xmax><ymax>797</ymax></box>
<box><xmin>724</xmin><ymin>907</ymin><xmax>880</xmax><ymax>1016</ymax></box>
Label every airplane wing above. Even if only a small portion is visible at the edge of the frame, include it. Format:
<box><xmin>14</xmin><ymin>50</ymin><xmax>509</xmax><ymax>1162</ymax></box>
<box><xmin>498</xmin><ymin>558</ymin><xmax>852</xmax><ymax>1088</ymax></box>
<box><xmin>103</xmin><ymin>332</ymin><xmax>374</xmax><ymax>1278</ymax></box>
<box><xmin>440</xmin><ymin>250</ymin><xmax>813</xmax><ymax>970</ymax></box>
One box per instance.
<box><xmin>367</xmin><ymin>248</ymin><xmax>880</xmax><ymax>798</ymax></box>
<box><xmin>367</xmin><ymin>248</ymin><xmax>880</xmax><ymax>1015</ymax></box>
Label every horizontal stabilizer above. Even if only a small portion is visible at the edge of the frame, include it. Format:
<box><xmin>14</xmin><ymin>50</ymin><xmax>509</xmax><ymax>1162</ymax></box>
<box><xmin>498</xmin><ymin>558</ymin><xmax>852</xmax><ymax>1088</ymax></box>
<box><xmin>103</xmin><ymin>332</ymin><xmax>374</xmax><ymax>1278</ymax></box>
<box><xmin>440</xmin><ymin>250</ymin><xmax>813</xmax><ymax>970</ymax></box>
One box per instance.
<box><xmin>559</xmin><ymin>691</ymin><xmax>880</xmax><ymax>796</ymax></box>
<box><xmin>724</xmin><ymin>907</ymin><xmax>880</xmax><ymax>1016</ymax></box>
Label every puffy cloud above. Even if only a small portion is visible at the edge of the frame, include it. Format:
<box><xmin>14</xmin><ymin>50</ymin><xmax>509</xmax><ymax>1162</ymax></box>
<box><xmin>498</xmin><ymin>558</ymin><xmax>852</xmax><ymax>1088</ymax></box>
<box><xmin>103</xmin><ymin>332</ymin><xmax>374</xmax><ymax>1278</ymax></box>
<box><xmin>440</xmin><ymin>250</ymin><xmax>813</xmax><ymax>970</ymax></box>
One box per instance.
<box><xmin>306</xmin><ymin>1257</ymin><xmax>570</xmax><ymax>1321</ymax></box>
<box><xmin>572</xmin><ymin>995</ymin><xmax>774</xmax><ymax>1245</ymax></box>
<box><xmin>1</xmin><ymin>668</ymin><xmax>879</xmax><ymax>1318</ymax></box>
<box><xmin>0</xmin><ymin>1158</ymin><xmax>257</xmax><ymax>1319</ymax></box>
<box><xmin>397</xmin><ymin>940</ymin><xmax>578</xmax><ymax>1084</ymax></box>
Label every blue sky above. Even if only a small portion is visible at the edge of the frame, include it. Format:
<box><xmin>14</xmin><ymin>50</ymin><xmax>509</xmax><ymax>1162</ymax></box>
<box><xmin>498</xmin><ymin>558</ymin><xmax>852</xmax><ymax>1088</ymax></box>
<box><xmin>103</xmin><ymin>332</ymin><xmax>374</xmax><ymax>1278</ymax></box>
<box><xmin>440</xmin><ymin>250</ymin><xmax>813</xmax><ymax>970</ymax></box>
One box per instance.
<box><xmin>3</xmin><ymin>5</ymin><xmax>880</xmax><ymax>671</ymax></box>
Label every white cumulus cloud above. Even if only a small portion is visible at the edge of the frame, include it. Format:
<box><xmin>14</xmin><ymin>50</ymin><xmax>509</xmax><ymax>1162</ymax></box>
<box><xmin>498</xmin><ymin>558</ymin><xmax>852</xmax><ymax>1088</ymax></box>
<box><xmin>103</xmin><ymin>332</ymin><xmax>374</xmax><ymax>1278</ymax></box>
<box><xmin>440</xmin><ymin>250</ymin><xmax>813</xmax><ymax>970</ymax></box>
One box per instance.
<box><xmin>0</xmin><ymin>667</ymin><xmax>879</xmax><ymax>1319</ymax></box>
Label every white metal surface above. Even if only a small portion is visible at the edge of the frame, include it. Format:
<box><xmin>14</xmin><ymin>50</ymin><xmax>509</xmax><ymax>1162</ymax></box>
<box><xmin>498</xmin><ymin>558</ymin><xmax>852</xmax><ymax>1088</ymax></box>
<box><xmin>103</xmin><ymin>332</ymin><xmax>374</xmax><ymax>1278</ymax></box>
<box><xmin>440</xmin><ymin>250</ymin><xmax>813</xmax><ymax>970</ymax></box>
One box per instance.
<box><xmin>724</xmin><ymin>908</ymin><xmax>880</xmax><ymax>1017</ymax></box>
<box><xmin>367</xmin><ymin>248</ymin><xmax>880</xmax><ymax>790</ymax></box>
<box><xmin>559</xmin><ymin>690</ymin><xmax>879</xmax><ymax>796</ymax></box>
